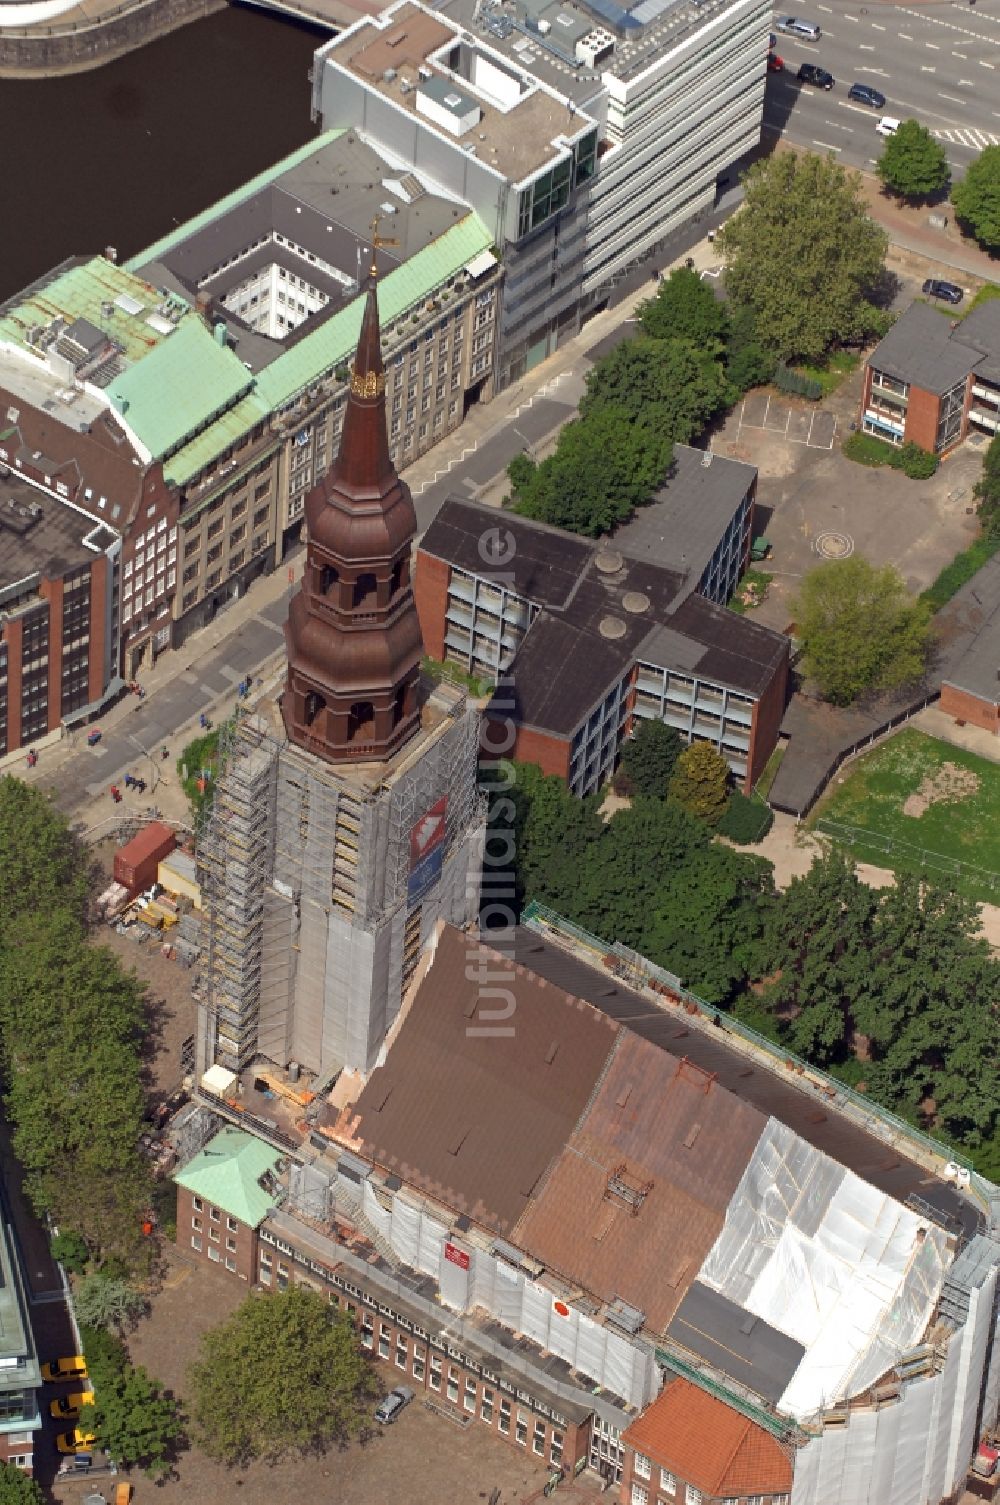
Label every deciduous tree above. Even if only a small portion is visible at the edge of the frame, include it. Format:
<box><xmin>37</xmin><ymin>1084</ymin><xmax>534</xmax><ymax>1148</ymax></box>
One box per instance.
<box><xmin>792</xmin><ymin>556</ymin><xmax>932</xmax><ymax>705</ymax></box>
<box><xmin>638</xmin><ymin>265</ymin><xmax>730</xmax><ymax>347</ymax></box>
<box><xmin>667</xmin><ymin>742</ymin><xmax>731</xmax><ymax>825</ymax></box>
<box><xmin>0</xmin><ymin>1463</ymin><xmax>44</xmax><ymax>1505</ymax></box>
<box><xmin>83</xmin><ymin>1359</ymin><xmax>182</xmax><ymax>1479</ymax></box>
<box><xmin>618</xmin><ymin>719</ymin><xmax>683</xmax><ymax>797</ymax></box>
<box><xmin>0</xmin><ymin>777</ymin><xmax>88</xmax><ymax>937</ymax></box>
<box><xmin>877</xmin><ymin>119</ymin><xmax>951</xmax><ymax>202</ymax></box>
<box><xmin>952</xmin><ymin>146</ymin><xmax>1000</xmax><ymax>252</ymax></box>
<box><xmin>509</xmin><ymin>404</ymin><xmax>673</xmax><ymax>535</ymax></box>
<box><xmin>189</xmin><ymin>1286</ymin><xmax>379</xmax><ymax>1465</ymax></box>
<box><xmin>74</xmin><ymin>1273</ymin><xmax>147</xmax><ymax>1336</ymax></box>
<box><xmin>580</xmin><ymin>337</ymin><xmax>734</xmax><ymax>444</ymax></box>
<box><xmin>717</xmin><ymin>152</ymin><xmax>890</xmax><ymax>362</ymax></box>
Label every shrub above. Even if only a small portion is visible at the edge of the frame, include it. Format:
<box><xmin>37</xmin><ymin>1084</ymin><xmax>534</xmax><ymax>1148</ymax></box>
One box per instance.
<box><xmin>718</xmin><ymin>790</ymin><xmax>773</xmax><ymax>844</ymax></box>
<box><xmin>51</xmin><ymin>1229</ymin><xmax>90</xmax><ymax>1274</ymax></box>
<box><xmin>895</xmin><ymin>440</ymin><xmax>938</xmax><ymax>479</ymax></box>
<box><xmin>79</xmin><ymin>1323</ymin><xmax>129</xmax><ymax>1377</ymax></box>
<box><xmin>773</xmin><ymin>363</ymin><xmax>823</xmax><ymax>401</ymax></box>
<box><xmin>921</xmin><ymin>535</ymin><xmax>1000</xmax><ymax>609</ymax></box>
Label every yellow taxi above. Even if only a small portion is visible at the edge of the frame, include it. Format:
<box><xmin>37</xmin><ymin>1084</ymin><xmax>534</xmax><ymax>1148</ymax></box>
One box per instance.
<box><xmin>56</xmin><ymin>1428</ymin><xmax>97</xmax><ymax>1456</ymax></box>
<box><xmin>41</xmin><ymin>1355</ymin><xmax>88</xmax><ymax>1383</ymax></box>
<box><xmin>49</xmin><ymin>1390</ymin><xmax>94</xmax><ymax>1421</ymax></box>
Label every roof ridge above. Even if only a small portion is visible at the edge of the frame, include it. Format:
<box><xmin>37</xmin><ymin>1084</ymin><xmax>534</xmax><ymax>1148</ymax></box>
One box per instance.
<box><xmin>713</xmin><ymin>1411</ymin><xmax>753</xmax><ymax>1493</ymax></box>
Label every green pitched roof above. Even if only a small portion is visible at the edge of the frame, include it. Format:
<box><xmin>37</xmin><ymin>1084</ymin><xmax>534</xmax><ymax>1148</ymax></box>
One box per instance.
<box><xmin>164</xmin><ymin>210</ymin><xmax>494</xmax><ymax>486</ymax></box>
<box><xmin>174</xmin><ymin>1127</ymin><xmax>283</xmax><ymax>1228</ymax></box>
<box><xmin>0</xmin><ymin>257</ymin><xmax>189</xmax><ymax>366</ymax></box>
<box><xmin>124</xmin><ymin>129</ymin><xmax>347</xmax><ymax>273</ymax></box>
<box><xmin>106</xmin><ymin>317</ymin><xmax>254</xmax><ymax>461</ymax></box>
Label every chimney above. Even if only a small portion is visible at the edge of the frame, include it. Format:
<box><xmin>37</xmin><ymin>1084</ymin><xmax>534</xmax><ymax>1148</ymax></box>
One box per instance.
<box><xmin>104</xmin><ymin>245</ymin><xmax>118</xmax><ymax>264</ymax></box>
<box><xmin>196</xmin><ymin>290</ymin><xmax>214</xmax><ymax>327</ymax></box>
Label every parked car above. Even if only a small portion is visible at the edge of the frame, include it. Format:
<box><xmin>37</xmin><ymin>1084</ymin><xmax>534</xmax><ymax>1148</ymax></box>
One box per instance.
<box><xmin>848</xmin><ymin>82</ymin><xmax>886</xmax><ymax>108</ymax></box>
<box><xmin>375</xmin><ymin>1385</ymin><xmax>415</xmax><ymax>1424</ymax></box>
<box><xmin>797</xmin><ymin>62</ymin><xmax>834</xmax><ymax>88</ymax></box>
<box><xmin>876</xmin><ymin>115</ymin><xmax>901</xmax><ymax>137</ymax></box>
<box><xmin>923</xmin><ymin>278</ymin><xmax>964</xmax><ymax>305</ymax></box>
<box><xmin>41</xmin><ymin>1356</ymin><xmax>88</xmax><ymax>1383</ymax></box>
<box><xmin>49</xmin><ymin>1391</ymin><xmax>95</xmax><ymax>1421</ymax></box>
<box><xmin>768</xmin><ymin>52</ymin><xmax>785</xmax><ymax>71</ymax></box>
<box><xmin>776</xmin><ymin>16</ymin><xmax>821</xmax><ymax>39</ymax></box>
<box><xmin>56</xmin><ymin>1428</ymin><xmax>97</xmax><ymax>1456</ymax></box>
<box><xmin>769</xmin><ymin>29</ymin><xmax>776</xmax><ymax>46</ymax></box>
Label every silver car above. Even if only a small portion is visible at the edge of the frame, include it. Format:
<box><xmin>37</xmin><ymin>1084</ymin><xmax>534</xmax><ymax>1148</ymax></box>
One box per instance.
<box><xmin>375</xmin><ymin>1385</ymin><xmax>415</xmax><ymax>1424</ymax></box>
<box><xmin>776</xmin><ymin>16</ymin><xmax>822</xmax><ymax>39</ymax></box>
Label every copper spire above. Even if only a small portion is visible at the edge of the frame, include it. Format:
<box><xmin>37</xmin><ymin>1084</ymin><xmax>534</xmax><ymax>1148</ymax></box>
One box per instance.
<box><xmin>281</xmin><ymin>237</ymin><xmax>423</xmax><ymax>764</ymax></box>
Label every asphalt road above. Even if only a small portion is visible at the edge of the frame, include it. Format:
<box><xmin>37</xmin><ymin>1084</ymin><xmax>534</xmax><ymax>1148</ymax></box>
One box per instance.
<box><xmin>766</xmin><ymin>0</ymin><xmax>1000</xmax><ymax>177</ymax></box>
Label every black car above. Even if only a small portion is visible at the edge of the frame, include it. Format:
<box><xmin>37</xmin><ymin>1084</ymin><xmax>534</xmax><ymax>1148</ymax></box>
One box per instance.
<box><xmin>922</xmin><ymin>279</ymin><xmax>964</xmax><ymax>306</ymax></box>
<box><xmin>848</xmin><ymin>82</ymin><xmax>886</xmax><ymax>108</ymax></box>
<box><xmin>797</xmin><ymin>63</ymin><xmax>834</xmax><ymax>89</ymax></box>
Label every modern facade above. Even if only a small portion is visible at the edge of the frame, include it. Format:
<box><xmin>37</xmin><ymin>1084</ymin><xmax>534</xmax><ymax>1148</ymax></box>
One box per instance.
<box><xmin>0</xmin><ymin>470</ymin><xmax>123</xmax><ymax>759</ymax></box>
<box><xmin>0</xmin><ymin>131</ymin><xmax>501</xmax><ymax>679</ymax></box>
<box><xmin>196</xmin><ymin>261</ymin><xmax>484</xmax><ymax>1081</ymax></box>
<box><xmin>861</xmin><ymin>299</ymin><xmax>1000</xmax><ymax>454</ymax></box>
<box><xmin>0</xmin><ymin>1206</ymin><xmax>42</xmax><ymax>1474</ymax></box>
<box><xmin>414</xmin><ymin>470</ymin><xmax>786</xmax><ymax>793</ymax></box>
<box><xmin>312</xmin><ymin>0</ymin><xmax>769</xmax><ymax>388</ymax></box>
<box><xmin>175</xmin><ymin>911</ymin><xmax>999</xmax><ymax>1503</ymax></box>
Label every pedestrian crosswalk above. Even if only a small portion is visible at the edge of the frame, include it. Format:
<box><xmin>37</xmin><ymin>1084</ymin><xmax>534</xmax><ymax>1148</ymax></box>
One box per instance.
<box><xmin>933</xmin><ymin>126</ymin><xmax>1000</xmax><ymax>150</ymax></box>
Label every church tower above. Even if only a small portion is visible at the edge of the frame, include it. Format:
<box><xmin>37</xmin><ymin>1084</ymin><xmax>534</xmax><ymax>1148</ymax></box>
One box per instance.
<box><xmin>283</xmin><ymin>263</ymin><xmax>423</xmax><ymax>761</ymax></box>
<box><xmin>197</xmin><ymin>234</ymin><xmax>485</xmax><ymax>1082</ymax></box>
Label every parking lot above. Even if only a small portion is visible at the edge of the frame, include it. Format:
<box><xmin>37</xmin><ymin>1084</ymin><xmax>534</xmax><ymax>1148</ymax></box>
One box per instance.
<box><xmin>50</xmin><ymin>1247</ymin><xmax>558</xmax><ymax>1505</ymax></box>
<box><xmin>716</xmin><ymin>359</ymin><xmax>986</xmax><ymax>635</ymax></box>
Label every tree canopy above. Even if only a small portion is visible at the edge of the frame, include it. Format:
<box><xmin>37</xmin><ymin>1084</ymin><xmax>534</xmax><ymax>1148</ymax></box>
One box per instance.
<box><xmin>0</xmin><ymin>782</ymin><xmax>153</xmax><ymax>1267</ymax></box>
<box><xmin>84</xmin><ymin>1357</ymin><xmax>182</xmax><ymax>1479</ymax></box>
<box><xmin>755</xmin><ymin>850</ymin><xmax>1000</xmax><ymax>1148</ymax></box>
<box><xmin>580</xmin><ymin>337</ymin><xmax>734</xmax><ymax>445</ymax></box>
<box><xmin>717</xmin><ymin>152</ymin><xmax>890</xmax><ymax>363</ymax></box>
<box><xmin>0</xmin><ymin>1465</ymin><xmax>43</xmax><ymax>1505</ymax></box>
<box><xmin>952</xmin><ymin>145</ymin><xmax>1000</xmax><ymax>253</ymax></box>
<box><xmin>74</xmin><ymin>1272</ymin><xmax>147</xmax><ymax>1336</ymax></box>
<box><xmin>189</xmin><ymin>1286</ymin><xmax>380</xmax><ymax>1465</ymax></box>
<box><xmin>668</xmin><ymin>741</ymin><xmax>731</xmax><ymax>826</ymax></box>
<box><xmin>509</xmin><ymin>404</ymin><xmax>673</xmax><ymax>535</ymax></box>
<box><xmin>877</xmin><ymin>119</ymin><xmax>950</xmax><ymax>202</ymax></box>
<box><xmin>975</xmin><ymin>430</ymin><xmax>1000</xmax><ymax>540</ymax></box>
<box><xmin>618</xmin><ymin>718</ymin><xmax>683</xmax><ymax>797</ymax></box>
<box><xmin>792</xmin><ymin>556</ymin><xmax>932</xmax><ymax>705</ymax></box>
<box><xmin>638</xmin><ymin>265</ymin><xmax>730</xmax><ymax>346</ymax></box>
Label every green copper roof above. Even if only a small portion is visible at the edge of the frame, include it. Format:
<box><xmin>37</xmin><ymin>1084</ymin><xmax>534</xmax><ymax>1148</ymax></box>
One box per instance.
<box><xmin>174</xmin><ymin>1127</ymin><xmax>283</xmax><ymax>1229</ymax></box>
<box><xmin>124</xmin><ymin>129</ymin><xmax>347</xmax><ymax>273</ymax></box>
<box><xmin>106</xmin><ymin>317</ymin><xmax>255</xmax><ymax>461</ymax></box>
<box><xmin>0</xmin><ymin>257</ymin><xmax>190</xmax><ymax>365</ymax></box>
<box><xmin>164</xmin><ymin>210</ymin><xmax>494</xmax><ymax>487</ymax></box>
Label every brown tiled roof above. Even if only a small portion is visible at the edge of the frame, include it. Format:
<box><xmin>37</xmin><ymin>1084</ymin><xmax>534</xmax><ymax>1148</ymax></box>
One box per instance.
<box><xmin>623</xmin><ymin>1376</ymin><xmax>793</xmax><ymax>1497</ymax></box>
<box><xmin>0</xmin><ymin>383</ymin><xmax>153</xmax><ymax>535</ymax></box>
<box><xmin>513</xmin><ymin>1032</ymin><xmax>766</xmax><ymax>1331</ymax></box>
<box><xmin>345</xmin><ymin>925</ymin><xmax>619</xmax><ymax>1236</ymax></box>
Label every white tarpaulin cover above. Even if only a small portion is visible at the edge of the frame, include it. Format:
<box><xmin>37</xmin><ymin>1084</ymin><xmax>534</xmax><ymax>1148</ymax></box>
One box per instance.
<box><xmin>699</xmin><ymin>1120</ymin><xmax>949</xmax><ymax>1418</ymax></box>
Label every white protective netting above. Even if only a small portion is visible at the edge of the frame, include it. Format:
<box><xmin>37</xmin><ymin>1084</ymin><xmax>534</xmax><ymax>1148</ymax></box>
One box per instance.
<box><xmin>699</xmin><ymin>1120</ymin><xmax>950</xmax><ymax>1418</ymax></box>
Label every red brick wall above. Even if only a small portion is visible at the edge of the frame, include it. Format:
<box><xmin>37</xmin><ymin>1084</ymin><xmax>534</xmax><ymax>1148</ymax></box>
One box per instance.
<box><xmin>413</xmin><ymin>551</ymin><xmax>450</xmax><ymax>661</ymax></box>
<box><xmin>746</xmin><ymin>642</ymin><xmax>790</xmax><ymax>790</ymax></box>
<box><xmin>0</xmin><ymin>1438</ymin><xmax>34</xmax><ymax>1475</ymax></box>
<box><xmin>940</xmin><ymin>682</ymin><xmax>999</xmax><ymax>735</ymax></box>
<box><xmin>509</xmin><ymin>725</ymin><xmax>572</xmax><ymax>781</ymax></box>
<box><xmin>175</xmin><ymin>1186</ymin><xmax>256</xmax><ymax>1282</ymax></box>
<box><xmin>903</xmin><ymin>385</ymin><xmax>942</xmax><ymax>452</ymax></box>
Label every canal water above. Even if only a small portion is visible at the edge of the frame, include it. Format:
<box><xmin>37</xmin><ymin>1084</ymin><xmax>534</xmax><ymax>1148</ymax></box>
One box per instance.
<box><xmin>0</xmin><ymin>6</ymin><xmax>326</xmax><ymax>299</ymax></box>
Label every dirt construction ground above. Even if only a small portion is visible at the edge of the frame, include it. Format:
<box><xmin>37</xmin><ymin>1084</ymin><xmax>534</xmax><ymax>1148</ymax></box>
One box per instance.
<box><xmin>49</xmin><ymin>1248</ymin><xmax>569</xmax><ymax>1505</ymax></box>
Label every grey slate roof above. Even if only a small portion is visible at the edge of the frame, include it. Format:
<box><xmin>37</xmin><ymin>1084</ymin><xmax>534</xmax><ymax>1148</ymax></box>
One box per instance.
<box><xmin>939</xmin><ymin>551</ymin><xmax>1000</xmax><ymax>706</ymax></box>
<box><xmin>612</xmin><ymin>444</ymin><xmax>756</xmax><ymax>582</ymax></box>
<box><xmin>867</xmin><ymin>302</ymin><xmax>980</xmax><ymax>395</ymax></box>
<box><xmin>667</xmin><ymin>1283</ymin><xmax>805</xmax><ymax>1402</ymax></box>
<box><xmin>957</xmin><ymin>298</ymin><xmax>1000</xmax><ymax>387</ymax></box>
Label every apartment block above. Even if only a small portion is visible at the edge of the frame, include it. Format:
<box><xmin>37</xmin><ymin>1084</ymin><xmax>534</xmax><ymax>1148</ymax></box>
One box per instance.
<box><xmin>312</xmin><ymin>0</ymin><xmax>767</xmax><ymax>387</ymax></box>
<box><xmin>861</xmin><ymin>299</ymin><xmax>1000</xmax><ymax>454</ymax></box>
<box><xmin>0</xmin><ymin>471</ymin><xmax>123</xmax><ymax>758</ymax></box>
<box><xmin>0</xmin><ymin>1205</ymin><xmax>42</xmax><ymax>1474</ymax></box>
<box><xmin>415</xmin><ymin>458</ymin><xmax>785</xmax><ymax>793</ymax></box>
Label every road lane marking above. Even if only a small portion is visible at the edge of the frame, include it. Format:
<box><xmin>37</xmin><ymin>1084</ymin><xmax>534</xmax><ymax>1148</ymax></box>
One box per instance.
<box><xmin>953</xmin><ymin>51</ymin><xmax>967</xmax><ymax>59</ymax></box>
<box><xmin>816</xmin><ymin>2</ymin><xmax>831</xmax><ymax>9</ymax></box>
<box><xmin>854</xmin><ymin>66</ymin><xmax>889</xmax><ymax>77</ymax></box>
<box><xmin>858</xmin><ymin>43</ymin><xmax>875</xmax><ymax>51</ymax></box>
<box><xmin>925</xmin><ymin>42</ymin><xmax>939</xmax><ymax>49</ymax></box>
<box><xmin>812</xmin><ymin>139</ymin><xmax>842</xmax><ymax>151</ymax></box>
<box><xmin>938</xmin><ymin>92</ymin><xmax>964</xmax><ymax>102</ymax></box>
<box><xmin>844</xmin><ymin>12</ymin><xmax>858</xmax><ymax>20</ymax></box>
<box><xmin>898</xmin><ymin>32</ymin><xmax>912</xmax><ymax>40</ymax></box>
<box><xmin>981</xmin><ymin>60</ymin><xmax>996</xmax><ymax>69</ymax></box>
<box><xmin>870</xmin><ymin>21</ymin><xmax>885</xmax><ymax>30</ymax></box>
<box><xmin>958</xmin><ymin>80</ymin><xmax>975</xmax><ymax>88</ymax></box>
<box><xmin>920</xmin><ymin>64</ymin><xmax>936</xmax><ymax>72</ymax></box>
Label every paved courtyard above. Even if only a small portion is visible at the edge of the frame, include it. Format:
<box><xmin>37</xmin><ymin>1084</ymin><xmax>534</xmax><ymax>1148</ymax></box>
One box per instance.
<box><xmin>716</xmin><ymin>363</ymin><xmax>985</xmax><ymax>635</ymax></box>
<box><xmin>49</xmin><ymin>1248</ymin><xmax>560</xmax><ymax>1505</ymax></box>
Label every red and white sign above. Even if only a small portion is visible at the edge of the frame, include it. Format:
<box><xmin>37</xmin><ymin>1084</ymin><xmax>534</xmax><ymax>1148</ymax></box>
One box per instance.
<box><xmin>553</xmin><ymin>1300</ymin><xmax>570</xmax><ymax>1318</ymax></box>
<box><xmin>444</xmin><ymin>1240</ymin><xmax>470</xmax><ymax>1271</ymax></box>
<box><xmin>410</xmin><ymin>796</ymin><xmax>448</xmax><ymax>868</ymax></box>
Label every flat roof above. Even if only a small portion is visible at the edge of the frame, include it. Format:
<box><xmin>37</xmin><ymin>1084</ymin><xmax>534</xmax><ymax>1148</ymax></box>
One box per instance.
<box><xmin>327</xmin><ymin>1</ymin><xmax>591</xmax><ymax>184</ymax></box>
<box><xmin>420</xmin><ymin>497</ymin><xmax>596</xmax><ymax>605</ymax></box>
<box><xmin>613</xmin><ymin>444</ymin><xmax>757</xmax><ymax>581</ymax></box>
<box><xmin>647</xmin><ymin>592</ymin><xmax>789</xmax><ymax>699</ymax></box>
<box><xmin>0</xmin><ymin>472</ymin><xmax>110</xmax><ymax>596</ymax></box>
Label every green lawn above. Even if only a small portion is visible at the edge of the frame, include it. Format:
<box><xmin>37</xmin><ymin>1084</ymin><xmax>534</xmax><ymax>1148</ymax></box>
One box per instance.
<box><xmin>813</xmin><ymin>729</ymin><xmax>1000</xmax><ymax>906</ymax></box>
<box><xmin>793</xmin><ymin>350</ymin><xmax>860</xmax><ymax>397</ymax></box>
